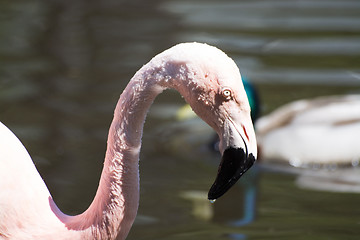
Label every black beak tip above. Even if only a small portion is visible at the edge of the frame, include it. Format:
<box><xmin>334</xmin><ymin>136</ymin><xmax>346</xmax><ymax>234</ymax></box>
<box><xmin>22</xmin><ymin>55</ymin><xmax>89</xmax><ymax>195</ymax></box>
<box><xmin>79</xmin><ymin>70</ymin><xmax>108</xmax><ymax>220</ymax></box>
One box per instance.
<box><xmin>208</xmin><ymin>147</ymin><xmax>256</xmax><ymax>201</ymax></box>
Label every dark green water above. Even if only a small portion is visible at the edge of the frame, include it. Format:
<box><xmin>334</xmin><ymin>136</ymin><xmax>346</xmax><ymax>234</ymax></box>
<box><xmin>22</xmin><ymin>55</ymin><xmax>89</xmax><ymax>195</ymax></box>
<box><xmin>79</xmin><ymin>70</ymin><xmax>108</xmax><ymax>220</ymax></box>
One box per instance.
<box><xmin>1</xmin><ymin>0</ymin><xmax>360</xmax><ymax>239</ymax></box>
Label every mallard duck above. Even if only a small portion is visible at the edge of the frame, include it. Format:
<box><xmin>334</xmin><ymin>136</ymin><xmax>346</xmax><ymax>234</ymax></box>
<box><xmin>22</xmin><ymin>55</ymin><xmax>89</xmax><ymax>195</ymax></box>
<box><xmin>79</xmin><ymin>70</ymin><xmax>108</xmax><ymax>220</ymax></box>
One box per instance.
<box><xmin>256</xmin><ymin>94</ymin><xmax>360</xmax><ymax>167</ymax></box>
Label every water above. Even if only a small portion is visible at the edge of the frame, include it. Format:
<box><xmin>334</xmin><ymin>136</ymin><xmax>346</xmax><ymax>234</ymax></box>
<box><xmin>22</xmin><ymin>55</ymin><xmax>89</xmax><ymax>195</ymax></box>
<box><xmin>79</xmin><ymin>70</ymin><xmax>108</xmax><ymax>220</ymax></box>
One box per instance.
<box><xmin>1</xmin><ymin>0</ymin><xmax>360</xmax><ymax>239</ymax></box>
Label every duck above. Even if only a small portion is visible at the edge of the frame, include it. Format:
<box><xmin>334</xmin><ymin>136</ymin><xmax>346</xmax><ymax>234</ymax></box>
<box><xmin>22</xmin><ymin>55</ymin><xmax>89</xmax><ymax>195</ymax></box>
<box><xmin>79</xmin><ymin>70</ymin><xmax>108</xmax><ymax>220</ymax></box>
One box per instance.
<box><xmin>256</xmin><ymin>94</ymin><xmax>360</xmax><ymax>167</ymax></box>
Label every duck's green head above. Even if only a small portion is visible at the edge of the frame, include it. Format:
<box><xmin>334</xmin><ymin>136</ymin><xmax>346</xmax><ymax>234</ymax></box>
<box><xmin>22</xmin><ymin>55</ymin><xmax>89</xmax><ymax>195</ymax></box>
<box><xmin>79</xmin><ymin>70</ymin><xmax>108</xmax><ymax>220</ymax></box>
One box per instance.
<box><xmin>242</xmin><ymin>77</ymin><xmax>260</xmax><ymax>122</ymax></box>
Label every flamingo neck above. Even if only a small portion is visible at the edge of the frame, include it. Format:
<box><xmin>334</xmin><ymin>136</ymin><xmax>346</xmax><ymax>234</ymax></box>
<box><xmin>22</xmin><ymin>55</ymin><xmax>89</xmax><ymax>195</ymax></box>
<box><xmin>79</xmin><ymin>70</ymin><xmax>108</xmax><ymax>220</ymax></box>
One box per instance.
<box><xmin>64</xmin><ymin>59</ymin><xmax>187</xmax><ymax>239</ymax></box>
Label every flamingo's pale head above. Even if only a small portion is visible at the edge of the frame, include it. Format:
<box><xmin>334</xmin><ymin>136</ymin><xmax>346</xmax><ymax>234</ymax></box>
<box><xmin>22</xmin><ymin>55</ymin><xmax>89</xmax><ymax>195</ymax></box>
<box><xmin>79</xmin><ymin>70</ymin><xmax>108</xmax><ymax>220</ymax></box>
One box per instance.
<box><xmin>158</xmin><ymin>43</ymin><xmax>258</xmax><ymax>200</ymax></box>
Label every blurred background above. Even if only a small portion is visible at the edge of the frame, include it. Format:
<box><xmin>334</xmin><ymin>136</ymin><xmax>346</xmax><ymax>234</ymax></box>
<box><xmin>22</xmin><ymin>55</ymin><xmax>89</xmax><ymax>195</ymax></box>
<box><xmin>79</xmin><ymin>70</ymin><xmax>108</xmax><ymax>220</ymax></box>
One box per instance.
<box><xmin>1</xmin><ymin>0</ymin><xmax>360</xmax><ymax>239</ymax></box>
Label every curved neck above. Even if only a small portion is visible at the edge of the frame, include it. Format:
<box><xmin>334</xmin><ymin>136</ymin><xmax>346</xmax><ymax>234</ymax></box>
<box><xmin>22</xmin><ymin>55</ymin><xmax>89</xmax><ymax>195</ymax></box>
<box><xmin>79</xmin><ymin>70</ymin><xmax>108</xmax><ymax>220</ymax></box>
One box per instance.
<box><xmin>62</xmin><ymin>61</ymin><xmax>184</xmax><ymax>239</ymax></box>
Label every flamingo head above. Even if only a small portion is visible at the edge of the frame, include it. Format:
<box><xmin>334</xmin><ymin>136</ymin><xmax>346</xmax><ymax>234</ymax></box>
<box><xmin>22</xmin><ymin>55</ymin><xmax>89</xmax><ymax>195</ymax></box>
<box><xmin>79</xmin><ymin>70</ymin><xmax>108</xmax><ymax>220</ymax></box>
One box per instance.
<box><xmin>167</xmin><ymin>43</ymin><xmax>258</xmax><ymax>201</ymax></box>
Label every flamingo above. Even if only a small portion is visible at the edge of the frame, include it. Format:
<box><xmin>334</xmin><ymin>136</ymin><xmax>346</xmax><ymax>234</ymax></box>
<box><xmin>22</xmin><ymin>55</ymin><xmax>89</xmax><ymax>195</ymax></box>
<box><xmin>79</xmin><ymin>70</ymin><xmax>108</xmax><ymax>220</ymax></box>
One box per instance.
<box><xmin>0</xmin><ymin>42</ymin><xmax>257</xmax><ymax>240</ymax></box>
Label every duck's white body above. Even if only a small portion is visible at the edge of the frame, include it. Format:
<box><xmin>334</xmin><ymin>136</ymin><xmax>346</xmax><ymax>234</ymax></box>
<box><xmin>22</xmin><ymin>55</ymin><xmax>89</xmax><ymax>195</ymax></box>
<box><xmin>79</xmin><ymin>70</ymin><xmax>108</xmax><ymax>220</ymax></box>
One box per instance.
<box><xmin>256</xmin><ymin>95</ymin><xmax>360</xmax><ymax>166</ymax></box>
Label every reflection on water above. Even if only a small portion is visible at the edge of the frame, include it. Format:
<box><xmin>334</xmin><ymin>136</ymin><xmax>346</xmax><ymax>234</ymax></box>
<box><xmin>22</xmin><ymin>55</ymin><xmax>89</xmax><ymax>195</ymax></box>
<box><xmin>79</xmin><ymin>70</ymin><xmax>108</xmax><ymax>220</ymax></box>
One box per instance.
<box><xmin>1</xmin><ymin>0</ymin><xmax>360</xmax><ymax>239</ymax></box>
<box><xmin>163</xmin><ymin>0</ymin><xmax>360</xmax><ymax>86</ymax></box>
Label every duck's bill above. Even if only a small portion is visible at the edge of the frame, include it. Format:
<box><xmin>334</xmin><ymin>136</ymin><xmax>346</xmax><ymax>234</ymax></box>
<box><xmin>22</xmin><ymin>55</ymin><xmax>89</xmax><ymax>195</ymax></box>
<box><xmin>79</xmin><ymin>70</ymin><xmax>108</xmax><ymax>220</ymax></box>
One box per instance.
<box><xmin>208</xmin><ymin>118</ymin><xmax>257</xmax><ymax>201</ymax></box>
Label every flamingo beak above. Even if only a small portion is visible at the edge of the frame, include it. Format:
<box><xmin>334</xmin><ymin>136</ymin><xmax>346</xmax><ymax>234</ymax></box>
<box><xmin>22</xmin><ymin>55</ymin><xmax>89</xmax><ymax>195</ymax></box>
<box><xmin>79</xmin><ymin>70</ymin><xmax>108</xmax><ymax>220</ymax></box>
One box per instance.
<box><xmin>208</xmin><ymin>117</ymin><xmax>257</xmax><ymax>201</ymax></box>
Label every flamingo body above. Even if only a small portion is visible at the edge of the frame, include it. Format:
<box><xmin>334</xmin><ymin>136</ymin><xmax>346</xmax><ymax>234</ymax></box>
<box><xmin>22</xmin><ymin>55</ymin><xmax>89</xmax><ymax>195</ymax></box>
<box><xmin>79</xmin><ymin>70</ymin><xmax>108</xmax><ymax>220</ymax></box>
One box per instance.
<box><xmin>0</xmin><ymin>122</ymin><xmax>68</xmax><ymax>239</ymax></box>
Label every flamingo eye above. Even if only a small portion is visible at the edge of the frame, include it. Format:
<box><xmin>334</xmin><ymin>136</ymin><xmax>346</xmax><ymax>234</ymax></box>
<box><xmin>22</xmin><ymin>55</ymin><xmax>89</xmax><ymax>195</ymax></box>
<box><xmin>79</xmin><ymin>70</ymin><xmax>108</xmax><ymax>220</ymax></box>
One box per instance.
<box><xmin>221</xmin><ymin>88</ymin><xmax>233</xmax><ymax>100</ymax></box>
